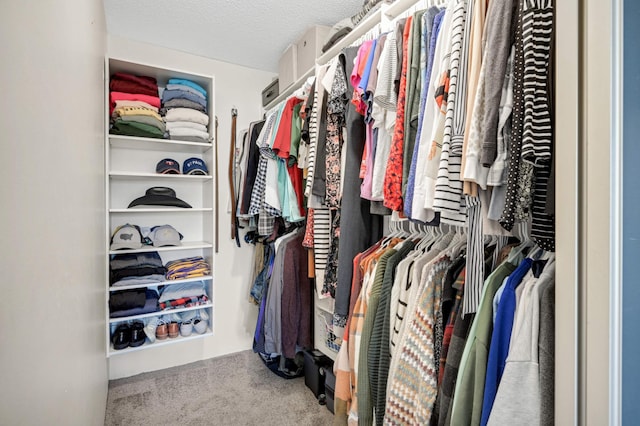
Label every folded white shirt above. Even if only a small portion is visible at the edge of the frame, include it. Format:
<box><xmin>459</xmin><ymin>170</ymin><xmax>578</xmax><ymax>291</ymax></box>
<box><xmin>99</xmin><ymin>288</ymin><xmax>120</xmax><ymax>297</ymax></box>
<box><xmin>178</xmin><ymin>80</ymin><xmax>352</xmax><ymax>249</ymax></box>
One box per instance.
<box><xmin>168</xmin><ymin>127</ymin><xmax>210</xmax><ymax>140</ymax></box>
<box><xmin>165</xmin><ymin>121</ymin><xmax>208</xmax><ymax>133</ymax></box>
<box><xmin>164</xmin><ymin>108</ymin><xmax>209</xmax><ymax>126</ymax></box>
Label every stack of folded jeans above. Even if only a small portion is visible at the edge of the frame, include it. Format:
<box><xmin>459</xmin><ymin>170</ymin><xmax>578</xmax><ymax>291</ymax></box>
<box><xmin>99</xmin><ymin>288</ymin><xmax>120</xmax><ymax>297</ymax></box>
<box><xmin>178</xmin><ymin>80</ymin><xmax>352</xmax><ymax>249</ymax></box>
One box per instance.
<box><xmin>109</xmin><ymin>72</ymin><xmax>164</xmax><ymax>138</ymax></box>
<box><xmin>161</xmin><ymin>78</ymin><xmax>210</xmax><ymax>142</ymax></box>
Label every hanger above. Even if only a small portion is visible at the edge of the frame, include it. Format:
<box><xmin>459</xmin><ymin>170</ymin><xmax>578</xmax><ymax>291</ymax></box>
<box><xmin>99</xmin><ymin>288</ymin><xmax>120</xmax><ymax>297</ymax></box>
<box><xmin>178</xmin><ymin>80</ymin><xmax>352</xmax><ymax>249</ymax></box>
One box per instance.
<box><xmin>507</xmin><ymin>221</ymin><xmax>534</xmax><ymax>263</ymax></box>
<box><xmin>448</xmin><ymin>225</ymin><xmax>468</xmax><ymax>259</ymax></box>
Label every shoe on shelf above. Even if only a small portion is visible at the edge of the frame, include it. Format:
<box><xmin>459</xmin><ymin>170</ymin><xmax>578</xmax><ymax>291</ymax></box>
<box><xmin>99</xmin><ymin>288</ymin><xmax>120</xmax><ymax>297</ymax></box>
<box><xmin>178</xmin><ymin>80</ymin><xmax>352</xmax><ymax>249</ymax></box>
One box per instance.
<box><xmin>193</xmin><ymin>318</ymin><xmax>208</xmax><ymax>335</ymax></box>
<box><xmin>144</xmin><ymin>317</ymin><xmax>159</xmax><ymax>343</ymax></box>
<box><xmin>198</xmin><ymin>309</ymin><xmax>209</xmax><ymax>321</ymax></box>
<box><xmin>112</xmin><ymin>323</ymin><xmax>131</xmax><ymax>350</ymax></box>
<box><xmin>129</xmin><ymin>321</ymin><xmax>146</xmax><ymax>348</ymax></box>
<box><xmin>168</xmin><ymin>321</ymin><xmax>179</xmax><ymax>338</ymax></box>
<box><xmin>156</xmin><ymin>320</ymin><xmax>168</xmax><ymax>340</ymax></box>
<box><xmin>180</xmin><ymin>319</ymin><xmax>193</xmax><ymax>337</ymax></box>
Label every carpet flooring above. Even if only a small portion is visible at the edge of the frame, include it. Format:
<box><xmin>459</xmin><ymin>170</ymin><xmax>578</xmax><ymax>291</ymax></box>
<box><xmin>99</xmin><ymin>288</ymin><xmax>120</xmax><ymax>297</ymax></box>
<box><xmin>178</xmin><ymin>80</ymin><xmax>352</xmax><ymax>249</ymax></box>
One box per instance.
<box><xmin>105</xmin><ymin>350</ymin><xmax>334</xmax><ymax>426</ymax></box>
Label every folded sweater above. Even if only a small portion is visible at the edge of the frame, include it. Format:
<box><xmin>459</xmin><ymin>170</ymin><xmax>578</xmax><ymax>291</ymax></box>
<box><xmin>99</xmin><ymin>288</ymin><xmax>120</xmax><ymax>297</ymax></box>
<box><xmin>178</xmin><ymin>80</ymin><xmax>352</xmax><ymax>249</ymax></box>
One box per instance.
<box><xmin>164</xmin><ymin>108</ymin><xmax>209</xmax><ymax>126</ymax></box>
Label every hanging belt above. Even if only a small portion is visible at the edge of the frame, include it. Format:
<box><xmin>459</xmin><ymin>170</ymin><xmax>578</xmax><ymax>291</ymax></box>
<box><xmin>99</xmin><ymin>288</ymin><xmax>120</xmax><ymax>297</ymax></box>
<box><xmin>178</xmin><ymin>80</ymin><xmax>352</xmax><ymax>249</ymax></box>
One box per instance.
<box><xmin>228</xmin><ymin>108</ymin><xmax>241</xmax><ymax>247</ymax></box>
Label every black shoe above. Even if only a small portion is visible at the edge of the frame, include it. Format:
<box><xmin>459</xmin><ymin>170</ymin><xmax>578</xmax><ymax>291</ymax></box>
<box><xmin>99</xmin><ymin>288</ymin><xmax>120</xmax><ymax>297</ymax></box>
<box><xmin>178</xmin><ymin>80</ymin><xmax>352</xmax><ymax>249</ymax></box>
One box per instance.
<box><xmin>129</xmin><ymin>321</ymin><xmax>146</xmax><ymax>348</ymax></box>
<box><xmin>112</xmin><ymin>323</ymin><xmax>131</xmax><ymax>350</ymax></box>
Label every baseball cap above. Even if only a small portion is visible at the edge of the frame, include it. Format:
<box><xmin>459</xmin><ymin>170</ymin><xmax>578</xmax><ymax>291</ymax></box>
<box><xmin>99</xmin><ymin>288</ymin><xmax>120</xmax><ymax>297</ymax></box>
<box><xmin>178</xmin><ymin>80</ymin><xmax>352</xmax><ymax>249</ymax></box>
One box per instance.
<box><xmin>148</xmin><ymin>225</ymin><xmax>183</xmax><ymax>247</ymax></box>
<box><xmin>183</xmin><ymin>157</ymin><xmax>208</xmax><ymax>175</ymax></box>
<box><xmin>156</xmin><ymin>158</ymin><xmax>180</xmax><ymax>174</ymax></box>
<box><xmin>128</xmin><ymin>187</ymin><xmax>192</xmax><ymax>208</ymax></box>
<box><xmin>110</xmin><ymin>224</ymin><xmax>143</xmax><ymax>250</ymax></box>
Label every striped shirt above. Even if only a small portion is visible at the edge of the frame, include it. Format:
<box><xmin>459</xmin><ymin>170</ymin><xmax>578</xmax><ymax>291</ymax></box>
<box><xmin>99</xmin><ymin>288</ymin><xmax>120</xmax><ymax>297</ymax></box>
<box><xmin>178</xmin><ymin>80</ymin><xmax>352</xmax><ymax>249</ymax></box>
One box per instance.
<box><xmin>520</xmin><ymin>0</ymin><xmax>555</xmax><ymax>251</ymax></box>
<box><xmin>433</xmin><ymin>0</ymin><xmax>469</xmax><ymax>225</ymax></box>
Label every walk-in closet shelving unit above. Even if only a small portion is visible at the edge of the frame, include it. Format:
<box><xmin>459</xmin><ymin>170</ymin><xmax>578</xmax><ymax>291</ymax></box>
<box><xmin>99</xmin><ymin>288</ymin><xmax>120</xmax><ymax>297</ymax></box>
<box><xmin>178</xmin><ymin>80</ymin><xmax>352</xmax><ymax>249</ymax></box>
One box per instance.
<box><xmin>105</xmin><ymin>58</ymin><xmax>216</xmax><ymax>356</ymax></box>
<box><xmin>261</xmin><ymin>0</ymin><xmax>431</xmax><ymax>359</ymax></box>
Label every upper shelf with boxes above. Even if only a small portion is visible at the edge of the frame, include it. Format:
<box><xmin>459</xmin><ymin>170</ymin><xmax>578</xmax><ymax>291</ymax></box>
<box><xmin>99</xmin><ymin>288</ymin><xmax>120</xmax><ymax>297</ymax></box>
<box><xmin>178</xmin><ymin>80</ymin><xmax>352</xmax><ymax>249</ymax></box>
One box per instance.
<box><xmin>263</xmin><ymin>25</ymin><xmax>330</xmax><ymax>109</ymax></box>
<box><xmin>262</xmin><ymin>0</ymin><xmax>423</xmax><ymax>110</ymax></box>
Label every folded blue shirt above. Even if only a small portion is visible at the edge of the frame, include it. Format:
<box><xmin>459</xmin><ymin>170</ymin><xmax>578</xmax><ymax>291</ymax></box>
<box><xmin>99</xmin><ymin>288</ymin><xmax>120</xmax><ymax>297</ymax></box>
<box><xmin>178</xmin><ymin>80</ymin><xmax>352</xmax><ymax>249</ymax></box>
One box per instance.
<box><xmin>162</xmin><ymin>89</ymin><xmax>207</xmax><ymax>110</ymax></box>
<box><xmin>168</xmin><ymin>78</ymin><xmax>207</xmax><ymax>97</ymax></box>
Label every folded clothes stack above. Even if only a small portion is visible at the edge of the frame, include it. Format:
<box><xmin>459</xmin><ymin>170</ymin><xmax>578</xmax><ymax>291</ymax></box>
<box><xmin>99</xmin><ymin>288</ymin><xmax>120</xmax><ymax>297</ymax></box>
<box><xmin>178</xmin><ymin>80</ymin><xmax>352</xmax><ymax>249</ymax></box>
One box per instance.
<box><xmin>158</xmin><ymin>281</ymin><xmax>209</xmax><ymax>310</ymax></box>
<box><xmin>110</xmin><ymin>251</ymin><xmax>167</xmax><ymax>287</ymax></box>
<box><xmin>109</xmin><ymin>72</ymin><xmax>163</xmax><ymax>138</ymax></box>
<box><xmin>109</xmin><ymin>288</ymin><xmax>160</xmax><ymax>318</ymax></box>
<box><xmin>165</xmin><ymin>256</ymin><xmax>211</xmax><ymax>280</ymax></box>
<box><xmin>161</xmin><ymin>78</ymin><xmax>210</xmax><ymax>142</ymax></box>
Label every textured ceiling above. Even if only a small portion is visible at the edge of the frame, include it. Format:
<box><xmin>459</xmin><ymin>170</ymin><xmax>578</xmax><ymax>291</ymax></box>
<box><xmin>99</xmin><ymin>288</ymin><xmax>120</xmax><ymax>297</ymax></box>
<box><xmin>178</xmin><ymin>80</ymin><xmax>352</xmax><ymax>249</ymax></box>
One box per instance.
<box><xmin>104</xmin><ymin>0</ymin><xmax>365</xmax><ymax>72</ymax></box>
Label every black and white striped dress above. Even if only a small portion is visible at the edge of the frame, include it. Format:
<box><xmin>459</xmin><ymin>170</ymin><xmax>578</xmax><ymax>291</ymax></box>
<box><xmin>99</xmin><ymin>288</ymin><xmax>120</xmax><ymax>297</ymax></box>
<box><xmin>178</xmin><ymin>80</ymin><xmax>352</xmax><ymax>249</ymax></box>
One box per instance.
<box><xmin>521</xmin><ymin>0</ymin><xmax>555</xmax><ymax>251</ymax></box>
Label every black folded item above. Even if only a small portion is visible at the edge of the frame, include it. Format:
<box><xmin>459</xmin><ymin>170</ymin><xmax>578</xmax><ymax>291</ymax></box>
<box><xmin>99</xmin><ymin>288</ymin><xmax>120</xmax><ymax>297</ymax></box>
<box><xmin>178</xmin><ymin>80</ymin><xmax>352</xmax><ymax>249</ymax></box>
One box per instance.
<box><xmin>110</xmin><ymin>265</ymin><xmax>167</xmax><ymax>284</ymax></box>
<box><xmin>110</xmin><ymin>289</ymin><xmax>160</xmax><ymax>318</ymax></box>
<box><xmin>109</xmin><ymin>288</ymin><xmax>147</xmax><ymax>312</ymax></box>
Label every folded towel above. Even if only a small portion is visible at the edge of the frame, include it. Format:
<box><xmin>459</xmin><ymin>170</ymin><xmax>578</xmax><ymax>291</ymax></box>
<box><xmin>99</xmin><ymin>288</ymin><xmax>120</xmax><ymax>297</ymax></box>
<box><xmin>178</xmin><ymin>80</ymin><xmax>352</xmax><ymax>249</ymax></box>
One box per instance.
<box><xmin>164</xmin><ymin>108</ymin><xmax>209</xmax><ymax>126</ymax></box>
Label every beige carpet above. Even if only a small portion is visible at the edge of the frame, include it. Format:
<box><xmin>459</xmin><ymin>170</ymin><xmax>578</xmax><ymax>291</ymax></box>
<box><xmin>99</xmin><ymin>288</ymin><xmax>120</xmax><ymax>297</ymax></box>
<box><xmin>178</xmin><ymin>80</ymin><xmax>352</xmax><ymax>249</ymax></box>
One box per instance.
<box><xmin>105</xmin><ymin>350</ymin><xmax>334</xmax><ymax>426</ymax></box>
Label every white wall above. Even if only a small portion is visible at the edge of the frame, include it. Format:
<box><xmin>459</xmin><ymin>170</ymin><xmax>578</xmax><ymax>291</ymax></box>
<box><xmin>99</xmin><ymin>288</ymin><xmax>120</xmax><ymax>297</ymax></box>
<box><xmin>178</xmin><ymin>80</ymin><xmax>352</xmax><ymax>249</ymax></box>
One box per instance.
<box><xmin>0</xmin><ymin>1</ymin><xmax>108</xmax><ymax>425</ymax></box>
<box><xmin>107</xmin><ymin>35</ymin><xmax>276</xmax><ymax>379</ymax></box>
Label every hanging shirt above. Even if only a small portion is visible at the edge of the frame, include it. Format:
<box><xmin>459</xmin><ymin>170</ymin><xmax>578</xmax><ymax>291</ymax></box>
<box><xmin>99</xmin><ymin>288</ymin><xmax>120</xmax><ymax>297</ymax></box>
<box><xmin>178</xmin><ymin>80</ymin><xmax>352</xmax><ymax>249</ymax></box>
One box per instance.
<box><xmin>383</xmin><ymin>16</ymin><xmax>413</xmax><ymax>212</ymax></box>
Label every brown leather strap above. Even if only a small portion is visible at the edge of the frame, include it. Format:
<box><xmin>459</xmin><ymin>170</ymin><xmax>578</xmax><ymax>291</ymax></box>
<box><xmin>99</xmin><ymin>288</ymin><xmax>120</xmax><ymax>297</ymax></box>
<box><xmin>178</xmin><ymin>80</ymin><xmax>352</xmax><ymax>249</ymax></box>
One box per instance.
<box><xmin>228</xmin><ymin>109</ymin><xmax>238</xmax><ymax>242</ymax></box>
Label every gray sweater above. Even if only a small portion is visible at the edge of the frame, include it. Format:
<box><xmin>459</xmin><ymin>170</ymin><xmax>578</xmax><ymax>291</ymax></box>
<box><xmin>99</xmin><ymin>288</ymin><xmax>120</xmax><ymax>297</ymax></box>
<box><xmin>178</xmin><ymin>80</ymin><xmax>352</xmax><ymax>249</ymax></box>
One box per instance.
<box><xmin>478</xmin><ymin>0</ymin><xmax>519</xmax><ymax>167</ymax></box>
<box><xmin>486</xmin><ymin>260</ymin><xmax>555</xmax><ymax>425</ymax></box>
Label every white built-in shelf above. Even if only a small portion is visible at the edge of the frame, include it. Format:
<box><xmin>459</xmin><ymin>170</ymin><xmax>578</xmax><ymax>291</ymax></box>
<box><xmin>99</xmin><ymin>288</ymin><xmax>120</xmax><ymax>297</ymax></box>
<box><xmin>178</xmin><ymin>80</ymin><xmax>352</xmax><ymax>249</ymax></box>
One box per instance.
<box><xmin>109</xmin><ymin>302</ymin><xmax>213</xmax><ymax>324</ymax></box>
<box><xmin>384</xmin><ymin>0</ymin><xmax>424</xmax><ymax>19</ymax></box>
<box><xmin>109</xmin><ymin>275</ymin><xmax>213</xmax><ymax>292</ymax></box>
<box><xmin>109</xmin><ymin>241</ymin><xmax>213</xmax><ymax>255</ymax></box>
<box><xmin>110</xmin><ymin>207</ymin><xmax>213</xmax><ymax>213</ymax></box>
<box><xmin>109</xmin><ymin>171</ymin><xmax>213</xmax><ymax>181</ymax></box>
<box><xmin>264</xmin><ymin>67</ymin><xmax>315</xmax><ymax>111</ymax></box>
<box><xmin>109</xmin><ymin>135</ymin><xmax>213</xmax><ymax>154</ymax></box>
<box><xmin>317</xmin><ymin>8</ymin><xmax>383</xmax><ymax>66</ymax></box>
<box><xmin>108</xmin><ymin>327</ymin><xmax>213</xmax><ymax>356</ymax></box>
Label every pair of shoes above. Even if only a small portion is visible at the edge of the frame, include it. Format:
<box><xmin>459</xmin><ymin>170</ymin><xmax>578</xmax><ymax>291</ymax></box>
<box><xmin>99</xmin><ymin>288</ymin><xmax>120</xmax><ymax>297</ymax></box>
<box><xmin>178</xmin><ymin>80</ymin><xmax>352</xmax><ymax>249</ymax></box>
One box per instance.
<box><xmin>192</xmin><ymin>318</ymin><xmax>208</xmax><ymax>335</ymax></box>
<box><xmin>112</xmin><ymin>321</ymin><xmax>146</xmax><ymax>350</ymax></box>
<box><xmin>168</xmin><ymin>321</ymin><xmax>179</xmax><ymax>338</ymax></box>
<box><xmin>180</xmin><ymin>319</ymin><xmax>193</xmax><ymax>337</ymax></box>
